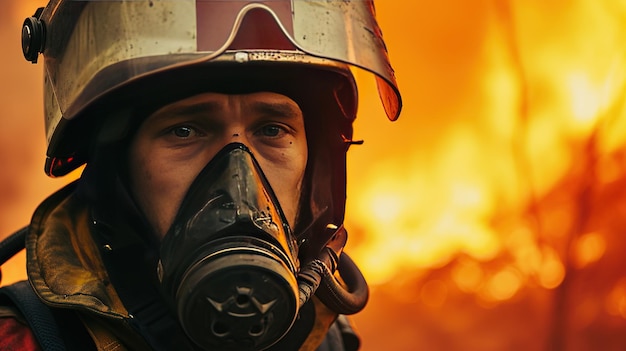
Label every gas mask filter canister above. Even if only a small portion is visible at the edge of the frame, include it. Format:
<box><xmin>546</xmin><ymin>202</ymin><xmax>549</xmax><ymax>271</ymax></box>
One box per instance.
<box><xmin>157</xmin><ymin>143</ymin><xmax>300</xmax><ymax>350</ymax></box>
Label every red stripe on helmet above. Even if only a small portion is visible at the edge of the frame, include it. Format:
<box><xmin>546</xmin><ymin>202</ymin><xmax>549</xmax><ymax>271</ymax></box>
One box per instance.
<box><xmin>196</xmin><ymin>0</ymin><xmax>295</xmax><ymax>52</ymax></box>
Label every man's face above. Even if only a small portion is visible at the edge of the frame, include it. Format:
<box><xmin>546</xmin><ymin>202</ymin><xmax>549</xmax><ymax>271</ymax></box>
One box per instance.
<box><xmin>128</xmin><ymin>92</ymin><xmax>308</xmax><ymax>238</ymax></box>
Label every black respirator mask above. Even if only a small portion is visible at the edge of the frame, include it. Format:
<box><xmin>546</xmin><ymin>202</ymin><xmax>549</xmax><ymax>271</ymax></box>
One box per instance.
<box><xmin>156</xmin><ymin>143</ymin><xmax>368</xmax><ymax>350</ymax></box>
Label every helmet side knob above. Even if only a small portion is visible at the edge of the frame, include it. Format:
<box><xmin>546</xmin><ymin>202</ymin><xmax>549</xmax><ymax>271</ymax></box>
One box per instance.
<box><xmin>22</xmin><ymin>7</ymin><xmax>45</xmax><ymax>64</ymax></box>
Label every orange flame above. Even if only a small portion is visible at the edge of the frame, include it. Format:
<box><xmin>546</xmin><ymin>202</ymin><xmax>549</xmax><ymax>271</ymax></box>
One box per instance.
<box><xmin>346</xmin><ymin>1</ymin><xmax>626</xmax><ymax>350</ymax></box>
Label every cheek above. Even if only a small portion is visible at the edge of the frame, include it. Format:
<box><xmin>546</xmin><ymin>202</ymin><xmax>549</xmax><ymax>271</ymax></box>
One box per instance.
<box><xmin>128</xmin><ymin>143</ymin><xmax>193</xmax><ymax>237</ymax></box>
<box><xmin>259</xmin><ymin>143</ymin><xmax>308</xmax><ymax>227</ymax></box>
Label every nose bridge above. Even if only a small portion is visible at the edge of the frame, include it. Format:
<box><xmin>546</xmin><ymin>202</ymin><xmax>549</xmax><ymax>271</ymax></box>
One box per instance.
<box><xmin>223</xmin><ymin>94</ymin><xmax>250</xmax><ymax>146</ymax></box>
<box><xmin>226</xmin><ymin>128</ymin><xmax>247</xmax><ymax>143</ymax></box>
<box><xmin>220</xmin><ymin>128</ymin><xmax>255</xmax><ymax>159</ymax></box>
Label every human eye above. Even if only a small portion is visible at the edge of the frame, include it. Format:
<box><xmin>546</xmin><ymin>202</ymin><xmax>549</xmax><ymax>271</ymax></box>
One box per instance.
<box><xmin>167</xmin><ymin>125</ymin><xmax>201</xmax><ymax>139</ymax></box>
<box><xmin>256</xmin><ymin>123</ymin><xmax>289</xmax><ymax>138</ymax></box>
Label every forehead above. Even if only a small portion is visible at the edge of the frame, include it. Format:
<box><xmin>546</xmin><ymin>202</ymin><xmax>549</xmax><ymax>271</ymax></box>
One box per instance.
<box><xmin>148</xmin><ymin>91</ymin><xmax>303</xmax><ymax>120</ymax></box>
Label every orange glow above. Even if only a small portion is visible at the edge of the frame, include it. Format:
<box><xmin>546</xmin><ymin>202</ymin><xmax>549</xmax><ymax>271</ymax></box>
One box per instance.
<box><xmin>606</xmin><ymin>278</ymin><xmax>626</xmax><ymax>319</ymax></box>
<box><xmin>485</xmin><ymin>267</ymin><xmax>522</xmax><ymax>301</ymax></box>
<box><xmin>3</xmin><ymin>1</ymin><xmax>626</xmax><ymax>350</ymax></box>
<box><xmin>451</xmin><ymin>258</ymin><xmax>484</xmax><ymax>293</ymax></box>
<box><xmin>347</xmin><ymin>1</ymin><xmax>626</xmax><ymax>350</ymax></box>
<box><xmin>572</xmin><ymin>232</ymin><xmax>606</xmax><ymax>268</ymax></box>
<box><xmin>537</xmin><ymin>248</ymin><xmax>566</xmax><ymax>290</ymax></box>
<box><xmin>420</xmin><ymin>279</ymin><xmax>448</xmax><ymax>308</ymax></box>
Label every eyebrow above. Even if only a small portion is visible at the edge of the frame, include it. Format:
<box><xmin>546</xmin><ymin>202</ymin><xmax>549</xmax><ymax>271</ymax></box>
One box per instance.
<box><xmin>154</xmin><ymin>101</ymin><xmax>223</xmax><ymax>118</ymax></box>
<box><xmin>149</xmin><ymin>97</ymin><xmax>302</xmax><ymax>121</ymax></box>
<box><xmin>248</xmin><ymin>100</ymin><xmax>302</xmax><ymax>119</ymax></box>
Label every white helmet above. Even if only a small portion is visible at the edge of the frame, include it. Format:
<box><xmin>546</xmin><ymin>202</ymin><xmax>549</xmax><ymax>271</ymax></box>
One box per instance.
<box><xmin>22</xmin><ymin>0</ymin><xmax>401</xmax><ymax>177</ymax></box>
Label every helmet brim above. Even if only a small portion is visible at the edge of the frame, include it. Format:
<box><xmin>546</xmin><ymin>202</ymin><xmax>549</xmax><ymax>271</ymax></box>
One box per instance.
<box><xmin>46</xmin><ymin>53</ymin><xmax>356</xmax><ymax>177</ymax></box>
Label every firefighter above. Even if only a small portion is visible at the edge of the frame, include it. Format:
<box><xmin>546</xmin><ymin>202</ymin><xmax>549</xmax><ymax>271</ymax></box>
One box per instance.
<box><xmin>0</xmin><ymin>1</ymin><xmax>401</xmax><ymax>350</ymax></box>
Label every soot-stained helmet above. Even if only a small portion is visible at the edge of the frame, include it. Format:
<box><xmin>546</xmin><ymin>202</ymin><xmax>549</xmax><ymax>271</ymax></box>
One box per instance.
<box><xmin>22</xmin><ymin>0</ymin><xmax>402</xmax><ymax>252</ymax></box>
